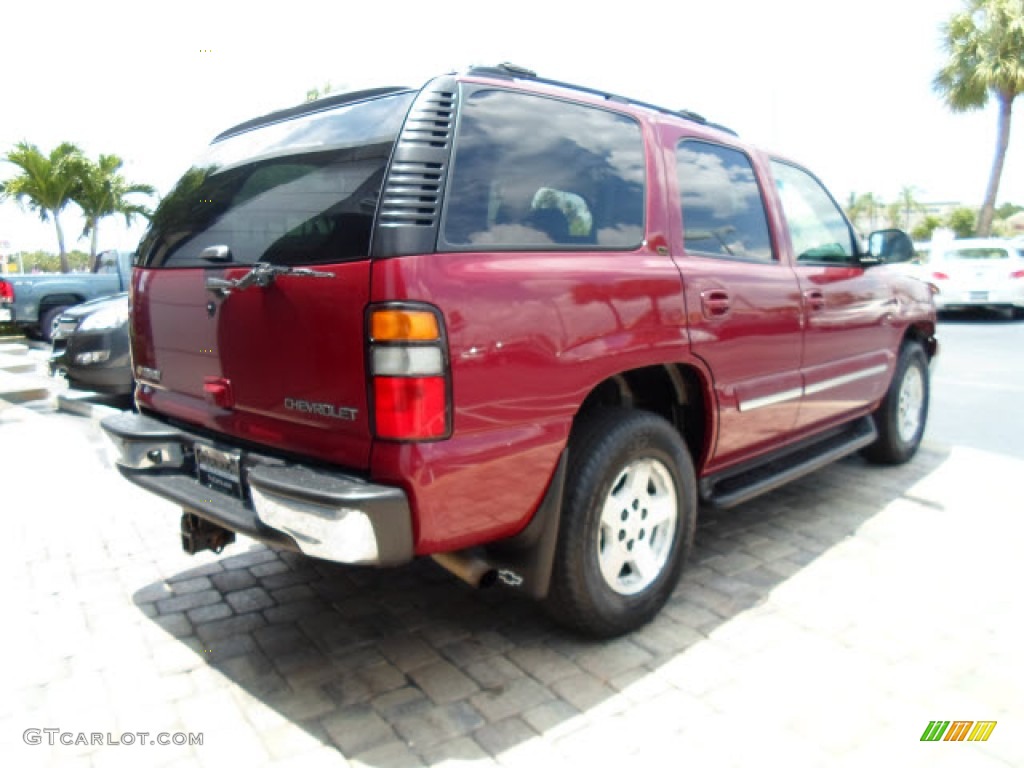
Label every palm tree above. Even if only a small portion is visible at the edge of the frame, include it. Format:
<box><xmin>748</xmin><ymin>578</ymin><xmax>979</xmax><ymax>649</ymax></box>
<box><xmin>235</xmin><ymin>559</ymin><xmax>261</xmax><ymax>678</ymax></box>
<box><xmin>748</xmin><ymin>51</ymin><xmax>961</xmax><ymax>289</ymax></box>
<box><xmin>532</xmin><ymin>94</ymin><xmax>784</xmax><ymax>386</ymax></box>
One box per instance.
<box><xmin>0</xmin><ymin>141</ymin><xmax>85</xmax><ymax>273</ymax></box>
<box><xmin>844</xmin><ymin>192</ymin><xmax>862</xmax><ymax>229</ymax></box>
<box><xmin>897</xmin><ymin>185</ymin><xmax>924</xmax><ymax>230</ymax></box>
<box><xmin>934</xmin><ymin>0</ymin><xmax>1024</xmax><ymax>237</ymax></box>
<box><xmin>73</xmin><ymin>154</ymin><xmax>155</xmax><ymax>268</ymax></box>
<box><xmin>306</xmin><ymin>81</ymin><xmax>334</xmax><ymax>102</ymax></box>
<box><xmin>849</xmin><ymin>192</ymin><xmax>882</xmax><ymax>232</ymax></box>
<box><xmin>885</xmin><ymin>201</ymin><xmax>902</xmax><ymax>229</ymax></box>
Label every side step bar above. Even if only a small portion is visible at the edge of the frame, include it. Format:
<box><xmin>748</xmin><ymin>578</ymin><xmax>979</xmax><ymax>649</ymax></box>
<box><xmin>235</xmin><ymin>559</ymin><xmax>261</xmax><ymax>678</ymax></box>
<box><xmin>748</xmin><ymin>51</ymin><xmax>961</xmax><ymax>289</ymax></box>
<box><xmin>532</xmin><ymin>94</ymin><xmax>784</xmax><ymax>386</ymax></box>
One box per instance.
<box><xmin>700</xmin><ymin>416</ymin><xmax>877</xmax><ymax>509</ymax></box>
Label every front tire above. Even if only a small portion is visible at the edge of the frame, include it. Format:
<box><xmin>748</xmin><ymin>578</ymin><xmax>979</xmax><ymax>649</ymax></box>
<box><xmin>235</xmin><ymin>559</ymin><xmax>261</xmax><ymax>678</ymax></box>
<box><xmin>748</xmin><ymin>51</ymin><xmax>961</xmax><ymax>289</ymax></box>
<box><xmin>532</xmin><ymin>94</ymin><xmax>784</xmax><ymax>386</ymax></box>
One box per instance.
<box><xmin>862</xmin><ymin>343</ymin><xmax>929</xmax><ymax>464</ymax></box>
<box><xmin>544</xmin><ymin>408</ymin><xmax>697</xmax><ymax>637</ymax></box>
<box><xmin>39</xmin><ymin>305</ymin><xmax>70</xmax><ymax>343</ymax></box>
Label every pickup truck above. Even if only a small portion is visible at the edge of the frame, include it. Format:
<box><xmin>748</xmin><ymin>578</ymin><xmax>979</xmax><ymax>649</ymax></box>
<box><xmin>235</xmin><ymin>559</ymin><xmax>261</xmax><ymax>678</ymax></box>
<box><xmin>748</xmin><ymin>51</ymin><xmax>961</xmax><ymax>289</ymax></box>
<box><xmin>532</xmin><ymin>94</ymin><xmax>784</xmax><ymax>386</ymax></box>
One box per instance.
<box><xmin>0</xmin><ymin>250</ymin><xmax>133</xmax><ymax>341</ymax></box>
<box><xmin>102</xmin><ymin>65</ymin><xmax>937</xmax><ymax>636</ymax></box>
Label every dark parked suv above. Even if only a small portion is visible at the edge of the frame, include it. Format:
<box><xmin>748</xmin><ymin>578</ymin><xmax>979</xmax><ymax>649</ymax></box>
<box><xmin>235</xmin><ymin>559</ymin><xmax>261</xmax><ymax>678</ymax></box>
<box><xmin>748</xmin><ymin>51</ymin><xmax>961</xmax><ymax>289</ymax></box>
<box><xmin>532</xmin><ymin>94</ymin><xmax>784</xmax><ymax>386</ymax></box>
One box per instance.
<box><xmin>103</xmin><ymin>64</ymin><xmax>936</xmax><ymax>635</ymax></box>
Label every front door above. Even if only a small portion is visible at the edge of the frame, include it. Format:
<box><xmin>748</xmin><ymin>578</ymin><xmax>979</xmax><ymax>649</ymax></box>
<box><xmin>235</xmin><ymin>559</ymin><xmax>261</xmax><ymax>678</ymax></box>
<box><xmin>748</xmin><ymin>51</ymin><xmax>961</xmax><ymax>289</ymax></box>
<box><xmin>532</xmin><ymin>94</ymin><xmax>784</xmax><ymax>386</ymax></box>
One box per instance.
<box><xmin>770</xmin><ymin>160</ymin><xmax>900</xmax><ymax>431</ymax></box>
<box><xmin>667</xmin><ymin>135</ymin><xmax>804</xmax><ymax>471</ymax></box>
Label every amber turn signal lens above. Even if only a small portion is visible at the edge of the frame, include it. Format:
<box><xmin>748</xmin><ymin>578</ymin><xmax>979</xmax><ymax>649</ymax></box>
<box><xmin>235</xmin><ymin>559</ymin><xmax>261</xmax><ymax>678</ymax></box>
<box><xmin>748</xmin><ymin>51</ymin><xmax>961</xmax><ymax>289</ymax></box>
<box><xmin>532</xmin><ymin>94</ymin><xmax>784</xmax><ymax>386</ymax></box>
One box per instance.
<box><xmin>370</xmin><ymin>309</ymin><xmax>440</xmax><ymax>341</ymax></box>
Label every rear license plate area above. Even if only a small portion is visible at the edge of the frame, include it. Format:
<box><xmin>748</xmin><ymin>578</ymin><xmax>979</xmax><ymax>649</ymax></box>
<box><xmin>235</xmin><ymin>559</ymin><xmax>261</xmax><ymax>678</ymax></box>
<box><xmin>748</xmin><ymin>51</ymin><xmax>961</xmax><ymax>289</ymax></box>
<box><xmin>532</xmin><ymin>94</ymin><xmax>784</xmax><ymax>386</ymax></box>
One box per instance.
<box><xmin>969</xmin><ymin>291</ymin><xmax>989</xmax><ymax>301</ymax></box>
<box><xmin>195</xmin><ymin>444</ymin><xmax>244</xmax><ymax>499</ymax></box>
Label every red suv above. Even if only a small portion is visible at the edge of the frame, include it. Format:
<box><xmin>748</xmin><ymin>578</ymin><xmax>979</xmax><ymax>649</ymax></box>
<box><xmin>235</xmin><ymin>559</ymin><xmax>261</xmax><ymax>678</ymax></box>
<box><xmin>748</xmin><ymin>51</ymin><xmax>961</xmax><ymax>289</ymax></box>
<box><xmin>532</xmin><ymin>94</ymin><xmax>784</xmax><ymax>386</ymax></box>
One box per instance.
<box><xmin>103</xmin><ymin>64</ymin><xmax>937</xmax><ymax>636</ymax></box>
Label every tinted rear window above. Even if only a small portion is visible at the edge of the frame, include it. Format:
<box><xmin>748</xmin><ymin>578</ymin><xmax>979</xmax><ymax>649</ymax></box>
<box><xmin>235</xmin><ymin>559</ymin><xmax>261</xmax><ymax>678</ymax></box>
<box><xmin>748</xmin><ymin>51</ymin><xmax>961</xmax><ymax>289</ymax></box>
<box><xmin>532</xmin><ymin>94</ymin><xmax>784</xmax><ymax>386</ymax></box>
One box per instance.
<box><xmin>138</xmin><ymin>92</ymin><xmax>415</xmax><ymax>268</ymax></box>
<box><xmin>442</xmin><ymin>89</ymin><xmax>645</xmax><ymax>250</ymax></box>
<box><xmin>944</xmin><ymin>247</ymin><xmax>1009</xmax><ymax>260</ymax></box>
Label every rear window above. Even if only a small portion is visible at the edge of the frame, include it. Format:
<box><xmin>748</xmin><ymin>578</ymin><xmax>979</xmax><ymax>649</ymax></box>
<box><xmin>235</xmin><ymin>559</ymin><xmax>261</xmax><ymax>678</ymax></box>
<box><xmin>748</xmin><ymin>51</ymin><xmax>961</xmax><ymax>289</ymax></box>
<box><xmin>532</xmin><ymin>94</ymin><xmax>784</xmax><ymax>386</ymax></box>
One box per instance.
<box><xmin>442</xmin><ymin>89</ymin><xmax>645</xmax><ymax>250</ymax></box>
<box><xmin>944</xmin><ymin>247</ymin><xmax>1009</xmax><ymax>260</ymax></box>
<box><xmin>138</xmin><ymin>92</ymin><xmax>416</xmax><ymax>268</ymax></box>
<box><xmin>94</xmin><ymin>252</ymin><xmax>123</xmax><ymax>274</ymax></box>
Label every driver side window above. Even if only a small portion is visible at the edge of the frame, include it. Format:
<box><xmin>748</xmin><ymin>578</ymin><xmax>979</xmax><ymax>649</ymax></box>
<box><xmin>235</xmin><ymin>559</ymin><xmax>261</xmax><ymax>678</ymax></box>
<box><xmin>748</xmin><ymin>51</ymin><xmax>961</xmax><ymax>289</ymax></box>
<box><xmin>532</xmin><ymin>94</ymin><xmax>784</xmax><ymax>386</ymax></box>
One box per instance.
<box><xmin>771</xmin><ymin>161</ymin><xmax>855</xmax><ymax>265</ymax></box>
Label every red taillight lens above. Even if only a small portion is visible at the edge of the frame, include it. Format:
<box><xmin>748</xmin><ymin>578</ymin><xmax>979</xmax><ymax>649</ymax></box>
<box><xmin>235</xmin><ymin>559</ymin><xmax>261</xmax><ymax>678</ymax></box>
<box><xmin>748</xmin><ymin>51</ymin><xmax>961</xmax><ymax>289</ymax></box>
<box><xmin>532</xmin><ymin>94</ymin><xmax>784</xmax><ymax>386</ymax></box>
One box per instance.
<box><xmin>368</xmin><ymin>305</ymin><xmax>450</xmax><ymax>441</ymax></box>
<box><xmin>203</xmin><ymin>376</ymin><xmax>235</xmax><ymax>409</ymax></box>
<box><xmin>1010</xmin><ymin>270</ymin><xmax>1024</xmax><ymax>279</ymax></box>
<box><xmin>0</xmin><ymin>280</ymin><xmax>14</xmax><ymax>302</ymax></box>
<box><xmin>931</xmin><ymin>271</ymin><xmax>950</xmax><ymax>280</ymax></box>
<box><xmin>373</xmin><ymin>377</ymin><xmax>447</xmax><ymax>439</ymax></box>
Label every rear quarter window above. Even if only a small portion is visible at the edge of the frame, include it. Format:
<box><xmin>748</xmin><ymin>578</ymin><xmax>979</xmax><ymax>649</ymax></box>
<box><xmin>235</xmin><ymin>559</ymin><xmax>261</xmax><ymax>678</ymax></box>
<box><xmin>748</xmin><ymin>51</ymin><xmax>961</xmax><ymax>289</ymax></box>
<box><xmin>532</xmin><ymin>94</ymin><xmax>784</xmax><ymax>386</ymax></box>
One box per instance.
<box><xmin>441</xmin><ymin>89</ymin><xmax>645</xmax><ymax>250</ymax></box>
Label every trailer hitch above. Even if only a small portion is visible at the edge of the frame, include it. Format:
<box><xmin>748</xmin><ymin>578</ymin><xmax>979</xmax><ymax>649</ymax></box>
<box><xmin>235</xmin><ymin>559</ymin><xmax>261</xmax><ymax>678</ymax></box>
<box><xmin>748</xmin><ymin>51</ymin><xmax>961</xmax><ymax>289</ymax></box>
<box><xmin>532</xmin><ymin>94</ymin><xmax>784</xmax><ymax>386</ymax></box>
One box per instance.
<box><xmin>181</xmin><ymin>511</ymin><xmax>236</xmax><ymax>555</ymax></box>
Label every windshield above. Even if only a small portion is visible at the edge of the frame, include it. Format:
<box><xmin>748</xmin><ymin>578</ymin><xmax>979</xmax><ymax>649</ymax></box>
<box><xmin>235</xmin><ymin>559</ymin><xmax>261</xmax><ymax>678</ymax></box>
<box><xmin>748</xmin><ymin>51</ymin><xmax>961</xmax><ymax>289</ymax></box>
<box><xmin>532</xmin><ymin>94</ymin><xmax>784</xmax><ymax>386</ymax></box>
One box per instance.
<box><xmin>137</xmin><ymin>91</ymin><xmax>416</xmax><ymax>269</ymax></box>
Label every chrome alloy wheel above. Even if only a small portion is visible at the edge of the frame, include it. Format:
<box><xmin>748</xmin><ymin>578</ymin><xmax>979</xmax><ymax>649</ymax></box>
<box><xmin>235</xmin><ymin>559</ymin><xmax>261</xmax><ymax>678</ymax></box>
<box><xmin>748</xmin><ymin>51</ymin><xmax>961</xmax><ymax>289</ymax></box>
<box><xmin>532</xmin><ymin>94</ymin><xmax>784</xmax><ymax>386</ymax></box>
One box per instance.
<box><xmin>597</xmin><ymin>458</ymin><xmax>678</xmax><ymax>595</ymax></box>
<box><xmin>897</xmin><ymin>364</ymin><xmax>925</xmax><ymax>443</ymax></box>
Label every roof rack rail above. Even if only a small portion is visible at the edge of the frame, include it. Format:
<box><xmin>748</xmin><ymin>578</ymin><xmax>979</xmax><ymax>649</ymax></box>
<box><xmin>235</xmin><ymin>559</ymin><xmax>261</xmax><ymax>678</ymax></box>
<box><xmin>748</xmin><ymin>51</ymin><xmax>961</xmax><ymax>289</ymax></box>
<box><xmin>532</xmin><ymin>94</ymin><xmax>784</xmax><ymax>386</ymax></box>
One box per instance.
<box><xmin>465</xmin><ymin>62</ymin><xmax>737</xmax><ymax>137</ymax></box>
<box><xmin>212</xmin><ymin>86</ymin><xmax>414</xmax><ymax>143</ymax></box>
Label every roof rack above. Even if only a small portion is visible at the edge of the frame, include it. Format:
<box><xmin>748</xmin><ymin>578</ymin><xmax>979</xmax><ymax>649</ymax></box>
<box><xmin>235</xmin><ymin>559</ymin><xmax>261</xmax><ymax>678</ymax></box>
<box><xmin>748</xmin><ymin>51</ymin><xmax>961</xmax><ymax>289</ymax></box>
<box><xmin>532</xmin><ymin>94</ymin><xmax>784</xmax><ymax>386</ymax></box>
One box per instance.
<box><xmin>212</xmin><ymin>86</ymin><xmax>414</xmax><ymax>143</ymax></box>
<box><xmin>465</xmin><ymin>63</ymin><xmax>737</xmax><ymax>137</ymax></box>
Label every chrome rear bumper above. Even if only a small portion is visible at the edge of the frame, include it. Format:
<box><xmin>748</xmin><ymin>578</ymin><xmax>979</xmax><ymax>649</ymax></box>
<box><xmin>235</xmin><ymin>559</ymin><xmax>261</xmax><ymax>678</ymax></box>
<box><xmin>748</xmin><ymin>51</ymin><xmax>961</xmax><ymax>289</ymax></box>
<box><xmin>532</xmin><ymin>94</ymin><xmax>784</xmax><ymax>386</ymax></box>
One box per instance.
<box><xmin>101</xmin><ymin>411</ymin><xmax>413</xmax><ymax>565</ymax></box>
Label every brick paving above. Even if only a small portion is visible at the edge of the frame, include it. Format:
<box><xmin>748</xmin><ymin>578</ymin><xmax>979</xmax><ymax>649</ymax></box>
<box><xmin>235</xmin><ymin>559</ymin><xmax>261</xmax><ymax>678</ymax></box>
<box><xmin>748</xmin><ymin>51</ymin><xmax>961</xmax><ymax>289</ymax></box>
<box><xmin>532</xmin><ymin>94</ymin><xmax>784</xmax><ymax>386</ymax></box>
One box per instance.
<box><xmin>1</xmin><ymin>396</ymin><xmax>1021</xmax><ymax>767</ymax></box>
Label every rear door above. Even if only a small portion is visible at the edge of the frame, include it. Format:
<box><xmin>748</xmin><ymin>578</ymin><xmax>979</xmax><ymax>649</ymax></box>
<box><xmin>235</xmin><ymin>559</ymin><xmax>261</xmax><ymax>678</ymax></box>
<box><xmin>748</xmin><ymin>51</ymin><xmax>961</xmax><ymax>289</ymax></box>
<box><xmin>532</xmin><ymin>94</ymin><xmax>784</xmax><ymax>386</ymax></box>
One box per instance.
<box><xmin>132</xmin><ymin>91</ymin><xmax>415</xmax><ymax>469</ymax></box>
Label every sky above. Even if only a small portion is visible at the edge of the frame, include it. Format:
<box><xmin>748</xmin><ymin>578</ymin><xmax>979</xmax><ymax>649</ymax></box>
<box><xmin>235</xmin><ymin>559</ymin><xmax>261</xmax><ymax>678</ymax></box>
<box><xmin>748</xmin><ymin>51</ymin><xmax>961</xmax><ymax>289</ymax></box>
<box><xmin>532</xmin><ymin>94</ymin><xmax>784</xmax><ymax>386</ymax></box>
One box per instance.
<box><xmin>1</xmin><ymin>0</ymin><xmax>1020</xmax><ymax>254</ymax></box>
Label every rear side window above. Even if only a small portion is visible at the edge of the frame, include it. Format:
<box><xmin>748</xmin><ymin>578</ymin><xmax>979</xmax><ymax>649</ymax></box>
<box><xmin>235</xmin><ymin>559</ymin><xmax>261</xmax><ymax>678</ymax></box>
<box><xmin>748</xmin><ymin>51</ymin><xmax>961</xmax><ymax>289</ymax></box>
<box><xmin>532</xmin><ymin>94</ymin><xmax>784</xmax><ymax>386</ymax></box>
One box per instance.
<box><xmin>442</xmin><ymin>89</ymin><xmax>645</xmax><ymax>249</ymax></box>
<box><xmin>138</xmin><ymin>92</ymin><xmax>415</xmax><ymax>268</ymax></box>
<box><xmin>677</xmin><ymin>141</ymin><xmax>774</xmax><ymax>262</ymax></box>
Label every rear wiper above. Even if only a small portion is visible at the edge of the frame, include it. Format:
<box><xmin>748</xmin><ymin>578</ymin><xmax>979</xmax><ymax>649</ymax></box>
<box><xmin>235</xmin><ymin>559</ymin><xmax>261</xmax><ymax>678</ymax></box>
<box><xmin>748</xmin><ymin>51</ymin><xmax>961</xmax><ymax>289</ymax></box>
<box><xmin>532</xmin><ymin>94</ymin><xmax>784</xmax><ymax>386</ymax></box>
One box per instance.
<box><xmin>206</xmin><ymin>263</ymin><xmax>335</xmax><ymax>296</ymax></box>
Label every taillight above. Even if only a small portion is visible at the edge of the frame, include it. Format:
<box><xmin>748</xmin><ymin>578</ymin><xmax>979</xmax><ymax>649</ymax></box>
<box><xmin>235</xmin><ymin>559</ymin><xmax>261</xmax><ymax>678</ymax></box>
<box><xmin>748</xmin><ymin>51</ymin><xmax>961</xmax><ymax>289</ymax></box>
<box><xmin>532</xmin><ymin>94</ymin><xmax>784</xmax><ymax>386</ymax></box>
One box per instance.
<box><xmin>203</xmin><ymin>376</ymin><xmax>235</xmax><ymax>409</ymax></box>
<box><xmin>931</xmin><ymin>271</ymin><xmax>949</xmax><ymax>280</ymax></box>
<box><xmin>368</xmin><ymin>305</ymin><xmax>450</xmax><ymax>440</ymax></box>
<box><xmin>0</xmin><ymin>280</ymin><xmax>14</xmax><ymax>302</ymax></box>
<box><xmin>1010</xmin><ymin>270</ymin><xmax>1024</xmax><ymax>279</ymax></box>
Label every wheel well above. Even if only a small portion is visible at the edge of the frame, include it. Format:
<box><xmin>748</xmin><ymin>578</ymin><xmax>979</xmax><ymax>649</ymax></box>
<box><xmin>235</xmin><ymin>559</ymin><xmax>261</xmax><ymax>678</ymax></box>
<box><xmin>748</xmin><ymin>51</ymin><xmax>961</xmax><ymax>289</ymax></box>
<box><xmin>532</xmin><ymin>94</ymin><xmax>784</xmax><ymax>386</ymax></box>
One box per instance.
<box><xmin>903</xmin><ymin>322</ymin><xmax>937</xmax><ymax>359</ymax></box>
<box><xmin>575</xmin><ymin>364</ymin><xmax>709</xmax><ymax>468</ymax></box>
<box><xmin>39</xmin><ymin>294</ymin><xmax>82</xmax><ymax>314</ymax></box>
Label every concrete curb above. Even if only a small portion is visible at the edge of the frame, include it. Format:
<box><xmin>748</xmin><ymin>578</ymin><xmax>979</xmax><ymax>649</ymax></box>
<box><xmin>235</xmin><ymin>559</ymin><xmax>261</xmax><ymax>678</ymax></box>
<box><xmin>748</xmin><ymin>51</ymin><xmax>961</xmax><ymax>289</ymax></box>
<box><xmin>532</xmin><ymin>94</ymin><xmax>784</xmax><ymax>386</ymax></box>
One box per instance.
<box><xmin>0</xmin><ymin>342</ymin><xmax>29</xmax><ymax>356</ymax></box>
<box><xmin>0</xmin><ymin>353</ymin><xmax>37</xmax><ymax>373</ymax></box>
<box><xmin>56</xmin><ymin>391</ymin><xmax>125</xmax><ymax>422</ymax></box>
<box><xmin>0</xmin><ymin>370</ymin><xmax>53</xmax><ymax>403</ymax></box>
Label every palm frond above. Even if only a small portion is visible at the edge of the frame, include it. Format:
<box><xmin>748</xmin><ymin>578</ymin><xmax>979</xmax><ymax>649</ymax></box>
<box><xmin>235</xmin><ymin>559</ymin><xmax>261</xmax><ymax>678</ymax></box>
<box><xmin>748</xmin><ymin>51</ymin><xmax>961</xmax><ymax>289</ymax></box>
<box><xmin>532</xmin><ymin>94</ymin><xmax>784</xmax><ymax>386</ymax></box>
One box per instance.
<box><xmin>935</xmin><ymin>0</ymin><xmax>1024</xmax><ymax>110</ymax></box>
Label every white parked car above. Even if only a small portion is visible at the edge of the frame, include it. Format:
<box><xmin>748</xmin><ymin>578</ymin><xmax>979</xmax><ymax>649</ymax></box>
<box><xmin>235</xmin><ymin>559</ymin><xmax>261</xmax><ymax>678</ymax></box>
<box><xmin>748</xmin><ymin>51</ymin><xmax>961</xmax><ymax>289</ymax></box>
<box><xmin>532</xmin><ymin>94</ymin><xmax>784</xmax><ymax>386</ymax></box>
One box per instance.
<box><xmin>923</xmin><ymin>238</ymin><xmax>1024</xmax><ymax>317</ymax></box>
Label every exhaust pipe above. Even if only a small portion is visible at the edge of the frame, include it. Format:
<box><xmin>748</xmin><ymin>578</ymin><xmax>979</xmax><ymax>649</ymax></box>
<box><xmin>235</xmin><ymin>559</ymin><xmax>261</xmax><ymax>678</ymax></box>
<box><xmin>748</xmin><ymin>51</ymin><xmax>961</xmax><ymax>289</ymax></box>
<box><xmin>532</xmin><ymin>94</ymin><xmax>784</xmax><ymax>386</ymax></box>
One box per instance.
<box><xmin>432</xmin><ymin>551</ymin><xmax>498</xmax><ymax>588</ymax></box>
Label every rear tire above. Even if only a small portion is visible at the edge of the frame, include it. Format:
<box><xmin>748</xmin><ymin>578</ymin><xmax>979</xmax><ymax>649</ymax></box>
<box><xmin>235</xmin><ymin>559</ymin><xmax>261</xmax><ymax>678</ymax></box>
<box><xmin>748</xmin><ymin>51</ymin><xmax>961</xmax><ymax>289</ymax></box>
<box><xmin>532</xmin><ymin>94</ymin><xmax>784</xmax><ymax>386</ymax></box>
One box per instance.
<box><xmin>862</xmin><ymin>343</ymin><xmax>929</xmax><ymax>464</ymax></box>
<box><xmin>544</xmin><ymin>408</ymin><xmax>697</xmax><ymax>637</ymax></box>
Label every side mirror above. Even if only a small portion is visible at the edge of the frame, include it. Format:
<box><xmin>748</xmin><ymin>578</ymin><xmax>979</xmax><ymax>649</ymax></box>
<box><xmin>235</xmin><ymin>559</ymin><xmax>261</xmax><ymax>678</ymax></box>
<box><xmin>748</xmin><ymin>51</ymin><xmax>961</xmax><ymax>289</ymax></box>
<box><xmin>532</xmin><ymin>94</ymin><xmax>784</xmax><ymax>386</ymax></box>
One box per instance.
<box><xmin>867</xmin><ymin>229</ymin><xmax>914</xmax><ymax>264</ymax></box>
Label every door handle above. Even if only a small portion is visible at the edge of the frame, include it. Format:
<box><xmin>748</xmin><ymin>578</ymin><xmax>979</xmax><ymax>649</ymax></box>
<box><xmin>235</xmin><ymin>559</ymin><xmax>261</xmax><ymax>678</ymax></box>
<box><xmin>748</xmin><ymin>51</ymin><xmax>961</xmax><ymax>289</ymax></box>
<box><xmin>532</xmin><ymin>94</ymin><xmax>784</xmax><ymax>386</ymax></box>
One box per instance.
<box><xmin>700</xmin><ymin>289</ymin><xmax>731</xmax><ymax>317</ymax></box>
<box><xmin>804</xmin><ymin>289</ymin><xmax>825</xmax><ymax>311</ymax></box>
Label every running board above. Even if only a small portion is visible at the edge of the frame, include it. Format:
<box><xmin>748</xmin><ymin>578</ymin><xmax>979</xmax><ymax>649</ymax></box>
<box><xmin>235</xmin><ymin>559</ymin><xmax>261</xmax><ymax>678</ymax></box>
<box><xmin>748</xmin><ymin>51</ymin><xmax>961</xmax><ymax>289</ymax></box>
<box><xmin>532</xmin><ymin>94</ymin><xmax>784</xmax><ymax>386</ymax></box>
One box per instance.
<box><xmin>700</xmin><ymin>416</ymin><xmax>877</xmax><ymax>509</ymax></box>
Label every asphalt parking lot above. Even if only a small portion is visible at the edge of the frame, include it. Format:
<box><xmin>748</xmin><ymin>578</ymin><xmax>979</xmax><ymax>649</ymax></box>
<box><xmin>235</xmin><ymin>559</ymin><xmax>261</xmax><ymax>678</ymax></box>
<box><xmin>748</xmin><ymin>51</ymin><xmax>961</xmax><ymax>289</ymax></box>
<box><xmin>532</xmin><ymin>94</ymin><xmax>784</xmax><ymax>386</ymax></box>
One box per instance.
<box><xmin>1</xmin><ymin>327</ymin><xmax>1021</xmax><ymax>768</ymax></box>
